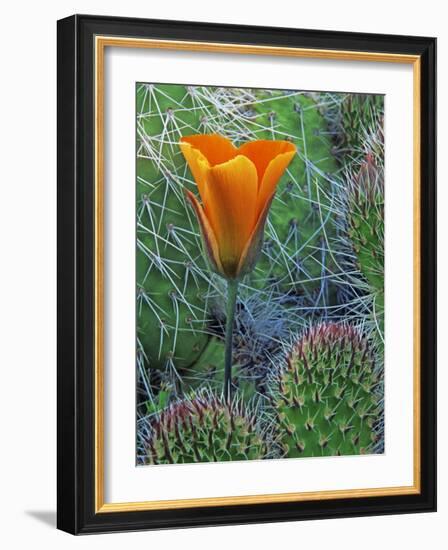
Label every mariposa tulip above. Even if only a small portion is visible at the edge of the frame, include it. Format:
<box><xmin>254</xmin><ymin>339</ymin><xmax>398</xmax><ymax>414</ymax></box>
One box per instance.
<box><xmin>180</xmin><ymin>134</ymin><xmax>296</xmax><ymax>280</ymax></box>
<box><xmin>179</xmin><ymin>133</ymin><xmax>296</xmax><ymax>400</ymax></box>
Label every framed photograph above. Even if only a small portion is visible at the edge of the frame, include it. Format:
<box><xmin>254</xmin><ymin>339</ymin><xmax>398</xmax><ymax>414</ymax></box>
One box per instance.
<box><xmin>57</xmin><ymin>14</ymin><xmax>436</xmax><ymax>534</ymax></box>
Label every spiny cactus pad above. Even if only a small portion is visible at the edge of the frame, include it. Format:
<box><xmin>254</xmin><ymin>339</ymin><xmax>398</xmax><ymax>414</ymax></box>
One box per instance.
<box><xmin>318</xmin><ymin>92</ymin><xmax>384</xmax><ymax>166</ymax></box>
<box><xmin>142</xmin><ymin>392</ymin><xmax>268</xmax><ymax>464</ymax></box>
<box><xmin>345</xmin><ymin>152</ymin><xmax>385</xmax><ymax>339</ymax></box>
<box><xmin>347</xmin><ymin>154</ymin><xmax>384</xmax><ymax>293</ymax></box>
<box><xmin>271</xmin><ymin>322</ymin><xmax>381</xmax><ymax>458</ymax></box>
<box><xmin>248</xmin><ymin>91</ymin><xmax>339</xmax><ymax>301</ymax></box>
<box><xmin>339</xmin><ymin>94</ymin><xmax>384</xmax><ymax>164</ymax></box>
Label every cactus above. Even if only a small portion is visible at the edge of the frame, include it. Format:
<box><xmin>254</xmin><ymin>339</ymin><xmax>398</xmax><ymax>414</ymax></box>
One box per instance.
<box><xmin>269</xmin><ymin>322</ymin><xmax>382</xmax><ymax>458</ymax></box>
<box><xmin>339</xmin><ymin>94</ymin><xmax>384</xmax><ymax>163</ymax></box>
<box><xmin>136</xmin><ymin>85</ymin><xmax>218</xmax><ymax>381</ymax></box>
<box><xmin>335</xmin><ymin>114</ymin><xmax>385</xmax><ymax>343</ymax></box>
<box><xmin>318</xmin><ymin>91</ymin><xmax>385</xmax><ymax>341</ymax></box>
<box><xmin>317</xmin><ymin>92</ymin><xmax>384</xmax><ymax>166</ymax></box>
<box><xmin>139</xmin><ymin>390</ymin><xmax>270</xmax><ymax>464</ymax></box>
<box><xmin>246</xmin><ymin>90</ymin><xmax>340</xmax><ymax>307</ymax></box>
<box><xmin>345</xmin><ymin>153</ymin><xmax>384</xmax><ymax>338</ymax></box>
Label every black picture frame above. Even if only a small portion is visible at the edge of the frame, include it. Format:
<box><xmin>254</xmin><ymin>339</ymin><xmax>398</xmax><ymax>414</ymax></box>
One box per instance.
<box><xmin>57</xmin><ymin>14</ymin><xmax>436</xmax><ymax>535</ymax></box>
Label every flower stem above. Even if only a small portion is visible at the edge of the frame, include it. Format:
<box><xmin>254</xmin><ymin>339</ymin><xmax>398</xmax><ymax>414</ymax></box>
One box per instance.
<box><xmin>224</xmin><ymin>279</ymin><xmax>239</xmax><ymax>402</ymax></box>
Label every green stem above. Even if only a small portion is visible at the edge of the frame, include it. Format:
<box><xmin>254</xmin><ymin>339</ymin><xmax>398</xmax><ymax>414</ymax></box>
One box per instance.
<box><xmin>224</xmin><ymin>279</ymin><xmax>239</xmax><ymax>402</ymax></box>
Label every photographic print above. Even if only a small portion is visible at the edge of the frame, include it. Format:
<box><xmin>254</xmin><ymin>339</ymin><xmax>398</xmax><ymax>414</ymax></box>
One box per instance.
<box><xmin>136</xmin><ymin>83</ymin><xmax>385</xmax><ymax>466</ymax></box>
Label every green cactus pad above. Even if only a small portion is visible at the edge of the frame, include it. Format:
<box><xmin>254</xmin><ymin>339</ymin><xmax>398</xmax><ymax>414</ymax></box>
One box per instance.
<box><xmin>247</xmin><ymin>91</ymin><xmax>339</xmax><ymax>300</ymax></box>
<box><xmin>319</xmin><ymin>92</ymin><xmax>384</xmax><ymax>166</ymax></box>
<box><xmin>340</xmin><ymin>94</ymin><xmax>384</xmax><ymax>163</ymax></box>
<box><xmin>347</xmin><ymin>155</ymin><xmax>384</xmax><ymax>287</ymax></box>
<box><xmin>142</xmin><ymin>391</ymin><xmax>268</xmax><ymax>464</ymax></box>
<box><xmin>271</xmin><ymin>322</ymin><xmax>381</xmax><ymax>458</ymax></box>
<box><xmin>136</xmin><ymin>86</ymin><xmax>212</xmax><ymax>374</ymax></box>
<box><xmin>346</xmin><ymin>153</ymin><xmax>384</xmax><ymax>337</ymax></box>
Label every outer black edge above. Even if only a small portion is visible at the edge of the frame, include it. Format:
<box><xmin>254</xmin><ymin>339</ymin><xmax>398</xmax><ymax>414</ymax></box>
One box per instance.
<box><xmin>78</xmin><ymin>14</ymin><xmax>96</xmax><ymax>537</ymax></box>
<box><xmin>76</xmin><ymin>13</ymin><xmax>435</xmax><ymax>54</ymax></box>
<box><xmin>419</xmin><ymin>37</ymin><xmax>437</xmax><ymax>514</ymax></box>
<box><xmin>57</xmin><ymin>15</ymin><xmax>79</xmax><ymax>535</ymax></box>
<box><xmin>56</xmin><ymin>14</ymin><xmax>437</xmax><ymax>535</ymax></box>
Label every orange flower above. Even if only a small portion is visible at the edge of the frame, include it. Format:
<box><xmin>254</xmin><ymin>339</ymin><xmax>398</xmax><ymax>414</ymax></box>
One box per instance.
<box><xmin>180</xmin><ymin>134</ymin><xmax>296</xmax><ymax>279</ymax></box>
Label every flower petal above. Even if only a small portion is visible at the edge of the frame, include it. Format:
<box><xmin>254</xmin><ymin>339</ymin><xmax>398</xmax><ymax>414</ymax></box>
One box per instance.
<box><xmin>207</xmin><ymin>155</ymin><xmax>258</xmax><ymax>278</ymax></box>
<box><xmin>257</xmin><ymin>149</ymin><xmax>296</xmax><ymax>216</ymax></box>
<box><xmin>238</xmin><ymin>140</ymin><xmax>296</xmax><ymax>188</ymax></box>
<box><xmin>180</xmin><ymin>134</ymin><xmax>237</xmax><ymax>166</ymax></box>
<box><xmin>185</xmin><ymin>190</ymin><xmax>224</xmax><ymax>275</ymax></box>
<box><xmin>236</xmin><ymin>194</ymin><xmax>274</xmax><ymax>277</ymax></box>
<box><xmin>179</xmin><ymin>142</ymin><xmax>210</xmax><ymax>206</ymax></box>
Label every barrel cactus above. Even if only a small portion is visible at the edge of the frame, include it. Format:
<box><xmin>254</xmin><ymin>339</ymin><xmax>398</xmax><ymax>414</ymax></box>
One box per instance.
<box><xmin>270</xmin><ymin>322</ymin><xmax>382</xmax><ymax>458</ymax></box>
<box><xmin>140</xmin><ymin>391</ymin><xmax>269</xmax><ymax>464</ymax></box>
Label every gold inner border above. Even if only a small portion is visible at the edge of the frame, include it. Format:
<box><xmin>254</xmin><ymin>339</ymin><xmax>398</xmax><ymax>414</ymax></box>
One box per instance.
<box><xmin>94</xmin><ymin>36</ymin><xmax>422</xmax><ymax>513</ymax></box>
